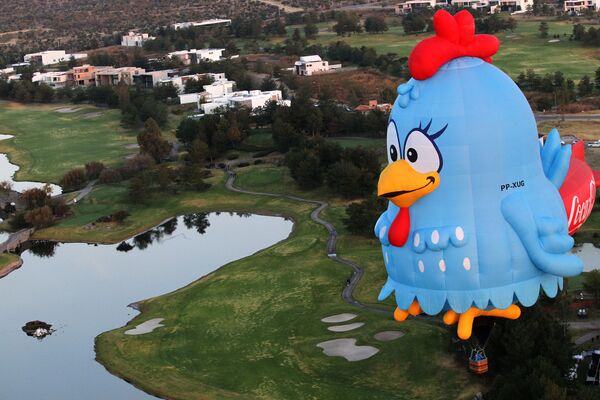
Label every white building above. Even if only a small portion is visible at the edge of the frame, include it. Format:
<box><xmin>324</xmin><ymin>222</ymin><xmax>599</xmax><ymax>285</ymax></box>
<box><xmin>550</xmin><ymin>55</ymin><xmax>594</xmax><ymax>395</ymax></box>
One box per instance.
<box><xmin>394</xmin><ymin>0</ymin><xmax>531</xmax><ymax>13</ymax></box>
<box><xmin>24</xmin><ymin>50</ymin><xmax>87</xmax><ymax>66</ymax></box>
<box><xmin>179</xmin><ymin>92</ymin><xmax>208</xmax><ymax>105</ymax></box>
<box><xmin>203</xmin><ymin>80</ymin><xmax>235</xmax><ymax>97</ymax></box>
<box><xmin>164</xmin><ymin>72</ymin><xmax>226</xmax><ymax>93</ymax></box>
<box><xmin>563</xmin><ymin>0</ymin><xmax>598</xmax><ymax>11</ymax></box>
<box><xmin>293</xmin><ymin>55</ymin><xmax>341</xmax><ymax>76</ymax></box>
<box><xmin>121</xmin><ymin>31</ymin><xmax>155</xmax><ymax>47</ymax></box>
<box><xmin>200</xmin><ymin>90</ymin><xmax>289</xmax><ymax>115</ymax></box>
<box><xmin>167</xmin><ymin>48</ymin><xmax>226</xmax><ymax>65</ymax></box>
<box><xmin>32</xmin><ymin>71</ymin><xmax>71</xmax><ymax>88</ymax></box>
<box><xmin>171</xmin><ymin>19</ymin><xmax>232</xmax><ymax>30</ymax></box>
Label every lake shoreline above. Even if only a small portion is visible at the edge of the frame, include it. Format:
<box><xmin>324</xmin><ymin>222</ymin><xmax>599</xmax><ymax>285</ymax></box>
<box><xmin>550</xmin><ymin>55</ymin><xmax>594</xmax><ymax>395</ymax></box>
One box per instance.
<box><xmin>0</xmin><ymin>256</ymin><xmax>23</xmax><ymax>278</ymax></box>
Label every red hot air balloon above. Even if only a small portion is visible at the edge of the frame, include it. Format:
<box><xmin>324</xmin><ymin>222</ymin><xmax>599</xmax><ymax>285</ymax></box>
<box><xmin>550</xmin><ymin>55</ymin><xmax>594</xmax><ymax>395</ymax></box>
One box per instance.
<box><xmin>559</xmin><ymin>140</ymin><xmax>597</xmax><ymax>234</ymax></box>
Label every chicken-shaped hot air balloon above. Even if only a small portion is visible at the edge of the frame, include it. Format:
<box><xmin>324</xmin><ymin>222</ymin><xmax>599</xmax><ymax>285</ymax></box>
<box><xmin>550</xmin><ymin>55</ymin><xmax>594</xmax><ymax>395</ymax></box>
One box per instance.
<box><xmin>375</xmin><ymin>10</ymin><xmax>584</xmax><ymax>340</ymax></box>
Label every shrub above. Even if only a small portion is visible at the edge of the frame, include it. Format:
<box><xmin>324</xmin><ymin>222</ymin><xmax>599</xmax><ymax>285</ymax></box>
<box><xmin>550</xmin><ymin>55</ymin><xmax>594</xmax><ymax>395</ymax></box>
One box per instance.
<box><xmin>237</xmin><ymin>162</ymin><xmax>250</xmax><ymax>168</ymax></box>
<box><xmin>24</xmin><ymin>206</ymin><xmax>54</xmax><ymax>228</ymax></box>
<box><xmin>227</xmin><ymin>153</ymin><xmax>239</xmax><ymax>160</ymax></box>
<box><xmin>253</xmin><ymin>149</ymin><xmax>274</xmax><ymax>158</ymax></box>
<box><xmin>49</xmin><ymin>197</ymin><xmax>70</xmax><ymax>217</ymax></box>
<box><xmin>112</xmin><ymin>210</ymin><xmax>130</xmax><ymax>223</ymax></box>
<box><xmin>9</xmin><ymin>212</ymin><xmax>30</xmax><ymax>230</ymax></box>
<box><xmin>98</xmin><ymin>168</ymin><xmax>123</xmax><ymax>184</ymax></box>
<box><xmin>254</xmin><ymin>159</ymin><xmax>264</xmax><ymax>165</ymax></box>
<box><xmin>59</xmin><ymin>168</ymin><xmax>87</xmax><ymax>191</ymax></box>
<box><xmin>84</xmin><ymin>161</ymin><xmax>105</xmax><ymax>180</ymax></box>
<box><xmin>19</xmin><ymin>188</ymin><xmax>49</xmax><ymax>210</ymax></box>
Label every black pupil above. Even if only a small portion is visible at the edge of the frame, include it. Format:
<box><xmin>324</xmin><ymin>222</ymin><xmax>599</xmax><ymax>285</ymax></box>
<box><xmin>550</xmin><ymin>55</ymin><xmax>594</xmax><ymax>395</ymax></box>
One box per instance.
<box><xmin>407</xmin><ymin>148</ymin><xmax>418</xmax><ymax>162</ymax></box>
<box><xmin>390</xmin><ymin>145</ymin><xmax>398</xmax><ymax>161</ymax></box>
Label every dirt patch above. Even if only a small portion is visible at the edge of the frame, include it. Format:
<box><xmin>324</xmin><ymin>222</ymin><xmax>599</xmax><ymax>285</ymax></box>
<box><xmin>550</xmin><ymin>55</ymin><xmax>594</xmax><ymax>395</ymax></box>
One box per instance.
<box><xmin>302</xmin><ymin>70</ymin><xmax>399</xmax><ymax>106</ymax></box>
<box><xmin>125</xmin><ymin>318</ymin><xmax>165</xmax><ymax>335</ymax></box>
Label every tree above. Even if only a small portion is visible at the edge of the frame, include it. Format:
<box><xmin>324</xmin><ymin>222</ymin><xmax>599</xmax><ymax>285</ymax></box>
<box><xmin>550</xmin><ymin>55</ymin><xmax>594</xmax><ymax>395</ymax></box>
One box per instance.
<box><xmin>25</xmin><ymin>206</ymin><xmax>54</xmax><ymax>228</ymax></box>
<box><xmin>365</xmin><ymin>16</ymin><xmax>388</xmax><ymax>34</ymax></box>
<box><xmin>59</xmin><ymin>168</ymin><xmax>88</xmax><ymax>191</ymax></box>
<box><xmin>539</xmin><ymin>21</ymin><xmax>549</xmax><ymax>38</ymax></box>
<box><xmin>292</xmin><ymin>28</ymin><xmax>302</xmax><ymax>42</ymax></box>
<box><xmin>19</xmin><ymin>188</ymin><xmax>49</xmax><ymax>210</ymax></box>
<box><xmin>188</xmin><ymin>139</ymin><xmax>209</xmax><ymax>164</ymax></box>
<box><xmin>260</xmin><ymin>76</ymin><xmax>277</xmax><ymax>91</ymax></box>
<box><xmin>137</xmin><ymin>118</ymin><xmax>171</xmax><ymax>163</ymax></box>
<box><xmin>344</xmin><ymin>197</ymin><xmax>387</xmax><ymax>236</ymax></box>
<box><xmin>272</xmin><ymin>118</ymin><xmax>300</xmax><ymax>152</ymax></box>
<box><xmin>333</xmin><ymin>12</ymin><xmax>362</xmax><ymax>36</ymax></box>
<box><xmin>128</xmin><ymin>174</ymin><xmax>150</xmax><ymax>204</ymax></box>
<box><xmin>304</xmin><ymin>23</ymin><xmax>318</xmax><ymax>39</ymax></box>
<box><xmin>577</xmin><ymin>75</ymin><xmax>593</xmax><ymax>97</ymax></box>
<box><xmin>583</xmin><ymin>270</ymin><xmax>600</xmax><ymax>306</ymax></box>
<box><xmin>84</xmin><ymin>161</ymin><xmax>105</xmax><ymax>180</ymax></box>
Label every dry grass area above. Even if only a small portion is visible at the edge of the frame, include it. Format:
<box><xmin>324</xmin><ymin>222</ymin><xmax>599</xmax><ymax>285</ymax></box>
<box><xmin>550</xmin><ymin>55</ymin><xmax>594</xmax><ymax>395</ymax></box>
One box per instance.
<box><xmin>538</xmin><ymin>120</ymin><xmax>600</xmax><ymax>142</ymax></box>
<box><xmin>302</xmin><ymin>69</ymin><xmax>399</xmax><ymax>106</ymax></box>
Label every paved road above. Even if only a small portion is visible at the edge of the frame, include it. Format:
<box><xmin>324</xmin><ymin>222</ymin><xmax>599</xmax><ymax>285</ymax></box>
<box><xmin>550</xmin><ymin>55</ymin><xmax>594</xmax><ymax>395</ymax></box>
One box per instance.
<box><xmin>535</xmin><ymin>113</ymin><xmax>600</xmax><ymax>122</ymax></box>
<box><xmin>225</xmin><ymin>167</ymin><xmax>392</xmax><ymax>316</ymax></box>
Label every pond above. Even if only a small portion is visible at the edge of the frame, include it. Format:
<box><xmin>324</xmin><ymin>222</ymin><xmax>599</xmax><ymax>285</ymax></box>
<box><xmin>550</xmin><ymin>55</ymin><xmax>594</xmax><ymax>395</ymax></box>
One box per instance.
<box><xmin>571</xmin><ymin>242</ymin><xmax>600</xmax><ymax>272</ymax></box>
<box><xmin>0</xmin><ymin>212</ymin><xmax>293</xmax><ymax>399</ymax></box>
<box><xmin>0</xmin><ymin>134</ymin><xmax>62</xmax><ymax>194</ymax></box>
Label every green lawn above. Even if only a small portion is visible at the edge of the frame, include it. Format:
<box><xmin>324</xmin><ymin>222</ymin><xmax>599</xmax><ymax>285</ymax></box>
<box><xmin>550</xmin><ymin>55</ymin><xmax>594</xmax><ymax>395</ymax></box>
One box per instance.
<box><xmin>0</xmin><ymin>252</ymin><xmax>19</xmax><ymax>269</ymax></box>
<box><xmin>0</xmin><ymin>101</ymin><xmax>138</xmax><ymax>183</ymax></box>
<box><xmin>85</xmin><ymin>167</ymin><xmax>480</xmax><ymax>400</ymax></box>
<box><xmin>289</xmin><ymin>19</ymin><xmax>600</xmax><ymax>79</ymax></box>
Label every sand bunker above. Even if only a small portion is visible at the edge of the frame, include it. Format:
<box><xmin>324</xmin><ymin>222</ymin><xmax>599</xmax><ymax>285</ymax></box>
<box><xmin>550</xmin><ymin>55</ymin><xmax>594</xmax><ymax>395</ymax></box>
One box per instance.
<box><xmin>55</xmin><ymin>107</ymin><xmax>79</xmax><ymax>113</ymax></box>
<box><xmin>124</xmin><ymin>144</ymin><xmax>140</xmax><ymax>149</ymax></box>
<box><xmin>321</xmin><ymin>313</ymin><xmax>357</xmax><ymax>323</ymax></box>
<box><xmin>374</xmin><ymin>331</ymin><xmax>404</xmax><ymax>342</ymax></box>
<box><xmin>317</xmin><ymin>338</ymin><xmax>379</xmax><ymax>361</ymax></box>
<box><xmin>124</xmin><ymin>318</ymin><xmax>164</xmax><ymax>335</ymax></box>
<box><xmin>82</xmin><ymin>112</ymin><xmax>103</xmax><ymax>119</ymax></box>
<box><xmin>0</xmin><ymin>134</ymin><xmax>14</xmax><ymax>141</ymax></box>
<box><xmin>327</xmin><ymin>322</ymin><xmax>364</xmax><ymax>332</ymax></box>
<box><xmin>548</xmin><ymin>39</ymin><xmax>560</xmax><ymax>43</ymax></box>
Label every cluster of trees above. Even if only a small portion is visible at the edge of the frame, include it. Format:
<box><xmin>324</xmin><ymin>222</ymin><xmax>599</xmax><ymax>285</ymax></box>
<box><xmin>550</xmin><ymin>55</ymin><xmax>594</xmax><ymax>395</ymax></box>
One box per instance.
<box><xmin>286</xmin><ymin>137</ymin><xmax>380</xmax><ymax>197</ymax></box>
<box><xmin>572</xmin><ymin>24</ymin><xmax>600</xmax><ymax>46</ymax></box>
<box><xmin>485</xmin><ymin>302</ymin><xmax>595</xmax><ymax>399</ymax></box>
<box><xmin>343</xmin><ymin>196</ymin><xmax>387</xmax><ymax>236</ymax></box>
<box><xmin>116</xmin><ymin>83</ymin><xmax>171</xmax><ymax>127</ymax></box>
<box><xmin>515</xmin><ymin>69</ymin><xmax>595</xmax><ymax>111</ymax></box>
<box><xmin>8</xmin><ymin>186</ymin><xmax>69</xmax><ymax>229</ymax></box>
<box><xmin>176</xmin><ymin>107</ymin><xmax>251</xmax><ymax>162</ymax></box>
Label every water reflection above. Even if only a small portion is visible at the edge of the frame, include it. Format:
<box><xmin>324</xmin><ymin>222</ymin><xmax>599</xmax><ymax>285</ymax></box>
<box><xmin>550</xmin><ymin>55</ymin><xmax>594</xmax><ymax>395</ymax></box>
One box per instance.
<box><xmin>0</xmin><ymin>212</ymin><xmax>292</xmax><ymax>400</ymax></box>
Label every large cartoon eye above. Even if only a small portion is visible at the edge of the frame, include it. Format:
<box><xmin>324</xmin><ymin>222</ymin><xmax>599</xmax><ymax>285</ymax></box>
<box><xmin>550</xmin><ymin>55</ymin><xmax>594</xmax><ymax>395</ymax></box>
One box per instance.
<box><xmin>386</xmin><ymin>121</ymin><xmax>400</xmax><ymax>164</ymax></box>
<box><xmin>404</xmin><ymin>130</ymin><xmax>442</xmax><ymax>173</ymax></box>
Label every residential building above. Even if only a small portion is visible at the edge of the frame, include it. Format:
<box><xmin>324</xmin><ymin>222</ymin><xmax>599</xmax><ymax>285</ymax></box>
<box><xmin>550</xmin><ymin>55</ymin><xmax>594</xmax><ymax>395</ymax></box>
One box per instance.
<box><xmin>354</xmin><ymin>100</ymin><xmax>392</xmax><ymax>114</ymax></box>
<box><xmin>24</xmin><ymin>50</ymin><xmax>87</xmax><ymax>66</ymax></box>
<box><xmin>178</xmin><ymin>92</ymin><xmax>208</xmax><ymax>105</ymax></box>
<box><xmin>133</xmin><ymin>69</ymin><xmax>177</xmax><ymax>88</ymax></box>
<box><xmin>95</xmin><ymin>67</ymin><xmax>145</xmax><ymax>86</ymax></box>
<box><xmin>167</xmin><ymin>48</ymin><xmax>226</xmax><ymax>65</ymax></box>
<box><xmin>563</xmin><ymin>0</ymin><xmax>598</xmax><ymax>11</ymax></box>
<box><xmin>497</xmin><ymin>0</ymin><xmax>531</xmax><ymax>11</ymax></box>
<box><xmin>200</xmin><ymin>90</ymin><xmax>290</xmax><ymax>115</ymax></box>
<box><xmin>171</xmin><ymin>19</ymin><xmax>232</xmax><ymax>30</ymax></box>
<box><xmin>121</xmin><ymin>31</ymin><xmax>155</xmax><ymax>47</ymax></box>
<box><xmin>203</xmin><ymin>79</ymin><xmax>235</xmax><ymax>97</ymax></box>
<box><xmin>293</xmin><ymin>55</ymin><xmax>342</xmax><ymax>76</ymax></box>
<box><xmin>394</xmin><ymin>0</ymin><xmax>527</xmax><ymax>13</ymax></box>
<box><xmin>70</xmin><ymin>64</ymin><xmax>104</xmax><ymax>86</ymax></box>
<box><xmin>32</xmin><ymin>71</ymin><xmax>71</xmax><ymax>88</ymax></box>
<box><xmin>162</xmin><ymin>72</ymin><xmax>226</xmax><ymax>93</ymax></box>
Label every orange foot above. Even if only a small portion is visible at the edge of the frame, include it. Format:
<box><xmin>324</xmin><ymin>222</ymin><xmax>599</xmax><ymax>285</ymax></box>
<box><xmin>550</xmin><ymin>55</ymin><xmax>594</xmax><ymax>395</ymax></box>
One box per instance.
<box><xmin>394</xmin><ymin>300</ymin><xmax>422</xmax><ymax>322</ymax></box>
<box><xmin>443</xmin><ymin>305</ymin><xmax>521</xmax><ymax>340</ymax></box>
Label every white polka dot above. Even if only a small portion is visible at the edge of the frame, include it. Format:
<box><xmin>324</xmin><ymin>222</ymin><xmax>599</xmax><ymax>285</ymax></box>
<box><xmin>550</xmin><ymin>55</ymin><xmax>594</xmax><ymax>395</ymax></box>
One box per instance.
<box><xmin>413</xmin><ymin>233</ymin><xmax>420</xmax><ymax>247</ymax></box>
<box><xmin>431</xmin><ymin>230</ymin><xmax>439</xmax><ymax>244</ymax></box>
<box><xmin>418</xmin><ymin>260</ymin><xmax>425</xmax><ymax>272</ymax></box>
<box><xmin>379</xmin><ymin>225</ymin><xmax>387</xmax><ymax>239</ymax></box>
<box><xmin>455</xmin><ymin>226</ymin><xmax>464</xmax><ymax>241</ymax></box>
<box><xmin>439</xmin><ymin>259</ymin><xmax>446</xmax><ymax>272</ymax></box>
<box><xmin>463</xmin><ymin>257</ymin><xmax>471</xmax><ymax>271</ymax></box>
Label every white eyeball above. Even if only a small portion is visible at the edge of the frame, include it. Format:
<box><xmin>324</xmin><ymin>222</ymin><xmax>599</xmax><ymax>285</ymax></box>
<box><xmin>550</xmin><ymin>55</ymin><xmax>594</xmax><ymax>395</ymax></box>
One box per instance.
<box><xmin>404</xmin><ymin>130</ymin><xmax>441</xmax><ymax>173</ymax></box>
<box><xmin>386</xmin><ymin>121</ymin><xmax>400</xmax><ymax>164</ymax></box>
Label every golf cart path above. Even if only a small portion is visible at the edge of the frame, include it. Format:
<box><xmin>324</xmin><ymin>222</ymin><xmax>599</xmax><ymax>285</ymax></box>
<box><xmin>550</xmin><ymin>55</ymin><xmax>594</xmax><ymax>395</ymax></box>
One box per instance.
<box><xmin>225</xmin><ymin>167</ymin><xmax>392</xmax><ymax>316</ymax></box>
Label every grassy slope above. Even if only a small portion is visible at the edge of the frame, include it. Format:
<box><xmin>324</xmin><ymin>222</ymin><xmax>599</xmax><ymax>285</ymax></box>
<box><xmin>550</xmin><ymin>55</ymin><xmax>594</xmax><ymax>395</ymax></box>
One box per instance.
<box><xmin>89</xmin><ymin>167</ymin><xmax>479</xmax><ymax>400</ymax></box>
<box><xmin>0</xmin><ymin>101</ymin><xmax>137</xmax><ymax>183</ymax></box>
<box><xmin>0</xmin><ymin>252</ymin><xmax>19</xmax><ymax>269</ymax></box>
<box><xmin>292</xmin><ymin>19</ymin><xmax>600</xmax><ymax>79</ymax></box>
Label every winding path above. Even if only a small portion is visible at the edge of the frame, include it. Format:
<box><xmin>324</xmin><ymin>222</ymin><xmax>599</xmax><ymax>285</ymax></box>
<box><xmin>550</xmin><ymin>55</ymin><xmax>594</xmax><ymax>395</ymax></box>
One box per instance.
<box><xmin>225</xmin><ymin>167</ymin><xmax>392</xmax><ymax>316</ymax></box>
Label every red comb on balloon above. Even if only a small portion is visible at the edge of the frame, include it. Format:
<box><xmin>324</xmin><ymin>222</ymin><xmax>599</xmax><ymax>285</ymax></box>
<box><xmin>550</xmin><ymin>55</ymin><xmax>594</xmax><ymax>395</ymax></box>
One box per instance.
<box><xmin>408</xmin><ymin>10</ymin><xmax>500</xmax><ymax>81</ymax></box>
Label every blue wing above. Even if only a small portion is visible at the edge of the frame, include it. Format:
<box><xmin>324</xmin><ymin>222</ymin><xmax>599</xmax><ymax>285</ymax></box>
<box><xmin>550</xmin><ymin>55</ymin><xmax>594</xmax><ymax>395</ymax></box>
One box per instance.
<box><xmin>501</xmin><ymin>191</ymin><xmax>582</xmax><ymax>277</ymax></box>
<box><xmin>540</xmin><ymin>128</ymin><xmax>571</xmax><ymax>189</ymax></box>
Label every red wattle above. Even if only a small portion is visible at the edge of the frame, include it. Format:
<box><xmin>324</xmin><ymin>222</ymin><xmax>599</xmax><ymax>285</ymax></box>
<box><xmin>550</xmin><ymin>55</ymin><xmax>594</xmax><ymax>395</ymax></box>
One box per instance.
<box><xmin>388</xmin><ymin>207</ymin><xmax>411</xmax><ymax>247</ymax></box>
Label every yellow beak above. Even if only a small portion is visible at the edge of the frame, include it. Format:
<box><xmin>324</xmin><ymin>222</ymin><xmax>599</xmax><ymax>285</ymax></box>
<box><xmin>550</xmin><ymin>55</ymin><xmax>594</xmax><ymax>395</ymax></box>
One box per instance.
<box><xmin>377</xmin><ymin>160</ymin><xmax>440</xmax><ymax>208</ymax></box>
